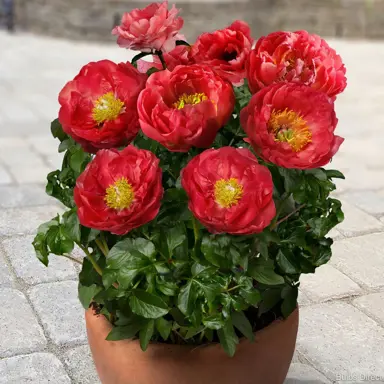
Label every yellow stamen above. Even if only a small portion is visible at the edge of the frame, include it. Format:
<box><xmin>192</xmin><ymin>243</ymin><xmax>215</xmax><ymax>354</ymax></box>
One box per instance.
<box><xmin>214</xmin><ymin>178</ymin><xmax>243</xmax><ymax>208</ymax></box>
<box><xmin>173</xmin><ymin>93</ymin><xmax>208</xmax><ymax>110</ymax></box>
<box><xmin>268</xmin><ymin>108</ymin><xmax>312</xmax><ymax>152</ymax></box>
<box><xmin>105</xmin><ymin>177</ymin><xmax>134</xmax><ymax>210</ymax></box>
<box><xmin>92</xmin><ymin>92</ymin><xmax>124</xmax><ymax>125</ymax></box>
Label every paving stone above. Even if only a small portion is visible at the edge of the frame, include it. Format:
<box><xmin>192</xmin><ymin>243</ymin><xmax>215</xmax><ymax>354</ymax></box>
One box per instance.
<box><xmin>330</xmin><ymin>233</ymin><xmax>384</xmax><ymax>289</ymax></box>
<box><xmin>0</xmin><ymin>145</ymin><xmax>43</xmax><ymax>167</ymax></box>
<box><xmin>300</xmin><ymin>265</ymin><xmax>362</xmax><ymax>303</ymax></box>
<box><xmin>285</xmin><ymin>363</ymin><xmax>331</xmax><ymax>384</ymax></box>
<box><xmin>0</xmin><ymin>205</ymin><xmax>62</xmax><ymax>236</ymax></box>
<box><xmin>29</xmin><ymin>281</ymin><xmax>87</xmax><ymax>346</ymax></box>
<box><xmin>0</xmin><ymin>165</ymin><xmax>12</xmax><ymax>185</ymax></box>
<box><xmin>1</xmin><ymin>235</ymin><xmax>77</xmax><ymax>285</ymax></box>
<box><xmin>0</xmin><ymin>353</ymin><xmax>71</xmax><ymax>384</ymax></box>
<box><xmin>336</xmin><ymin>201</ymin><xmax>383</xmax><ymax>237</ymax></box>
<box><xmin>64</xmin><ymin>345</ymin><xmax>101</xmax><ymax>384</ymax></box>
<box><xmin>27</xmin><ymin>135</ymin><xmax>59</xmax><ymax>156</ymax></box>
<box><xmin>0</xmin><ymin>288</ymin><xmax>46</xmax><ymax>357</ymax></box>
<box><xmin>0</xmin><ymin>185</ymin><xmax>52</xmax><ymax>208</ymax></box>
<box><xmin>353</xmin><ymin>293</ymin><xmax>384</xmax><ymax>327</ymax></box>
<box><xmin>297</xmin><ymin>302</ymin><xmax>384</xmax><ymax>382</ymax></box>
<box><xmin>0</xmin><ymin>253</ymin><xmax>14</xmax><ymax>287</ymax></box>
<box><xmin>298</xmin><ymin>290</ymin><xmax>312</xmax><ymax>306</ymax></box>
<box><xmin>8</xmin><ymin>164</ymin><xmax>51</xmax><ymax>184</ymax></box>
<box><xmin>327</xmin><ymin>228</ymin><xmax>343</xmax><ymax>240</ymax></box>
<box><xmin>343</xmin><ymin>190</ymin><xmax>384</xmax><ymax>216</ymax></box>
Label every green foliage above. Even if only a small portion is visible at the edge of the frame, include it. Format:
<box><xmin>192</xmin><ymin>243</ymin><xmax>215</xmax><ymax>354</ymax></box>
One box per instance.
<box><xmin>34</xmin><ymin>98</ymin><xmax>345</xmax><ymax>357</ymax></box>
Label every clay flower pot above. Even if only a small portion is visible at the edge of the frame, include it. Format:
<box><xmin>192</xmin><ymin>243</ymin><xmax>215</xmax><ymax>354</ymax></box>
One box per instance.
<box><xmin>85</xmin><ymin>308</ymin><xmax>299</xmax><ymax>384</ymax></box>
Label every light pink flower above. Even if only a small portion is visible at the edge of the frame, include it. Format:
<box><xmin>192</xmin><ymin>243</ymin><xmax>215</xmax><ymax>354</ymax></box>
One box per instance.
<box><xmin>112</xmin><ymin>2</ymin><xmax>184</xmax><ymax>53</ymax></box>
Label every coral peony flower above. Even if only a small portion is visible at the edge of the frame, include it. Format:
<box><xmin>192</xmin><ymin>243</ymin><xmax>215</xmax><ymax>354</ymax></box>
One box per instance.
<box><xmin>240</xmin><ymin>83</ymin><xmax>344</xmax><ymax>169</ymax></box>
<box><xmin>74</xmin><ymin>146</ymin><xmax>163</xmax><ymax>235</ymax></box>
<box><xmin>246</xmin><ymin>30</ymin><xmax>347</xmax><ymax>98</ymax></box>
<box><xmin>137</xmin><ymin>44</ymin><xmax>192</xmax><ymax>73</ymax></box>
<box><xmin>189</xmin><ymin>21</ymin><xmax>253</xmax><ymax>86</ymax></box>
<box><xmin>58</xmin><ymin>60</ymin><xmax>147</xmax><ymax>153</ymax></box>
<box><xmin>137</xmin><ymin>64</ymin><xmax>235</xmax><ymax>152</ymax></box>
<box><xmin>112</xmin><ymin>1</ymin><xmax>184</xmax><ymax>52</ymax></box>
<box><xmin>181</xmin><ymin>147</ymin><xmax>275</xmax><ymax>235</ymax></box>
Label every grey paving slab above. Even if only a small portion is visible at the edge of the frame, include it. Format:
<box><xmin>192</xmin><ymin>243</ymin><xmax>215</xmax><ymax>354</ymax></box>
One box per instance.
<box><xmin>0</xmin><ymin>353</ymin><xmax>71</xmax><ymax>384</ymax></box>
<box><xmin>27</xmin><ymin>135</ymin><xmax>59</xmax><ymax>157</ymax></box>
<box><xmin>336</xmin><ymin>201</ymin><xmax>384</xmax><ymax>237</ymax></box>
<box><xmin>331</xmin><ymin>233</ymin><xmax>384</xmax><ymax>289</ymax></box>
<box><xmin>343</xmin><ymin>190</ymin><xmax>384</xmax><ymax>217</ymax></box>
<box><xmin>300</xmin><ymin>265</ymin><xmax>362</xmax><ymax>303</ymax></box>
<box><xmin>1</xmin><ymin>235</ymin><xmax>77</xmax><ymax>285</ymax></box>
<box><xmin>353</xmin><ymin>292</ymin><xmax>384</xmax><ymax>327</ymax></box>
<box><xmin>29</xmin><ymin>281</ymin><xmax>87</xmax><ymax>346</ymax></box>
<box><xmin>0</xmin><ymin>253</ymin><xmax>14</xmax><ymax>287</ymax></box>
<box><xmin>0</xmin><ymin>165</ymin><xmax>12</xmax><ymax>185</ymax></box>
<box><xmin>285</xmin><ymin>363</ymin><xmax>331</xmax><ymax>384</ymax></box>
<box><xmin>8</xmin><ymin>164</ymin><xmax>52</xmax><ymax>184</ymax></box>
<box><xmin>0</xmin><ymin>185</ymin><xmax>52</xmax><ymax>208</ymax></box>
<box><xmin>63</xmin><ymin>345</ymin><xmax>101</xmax><ymax>384</ymax></box>
<box><xmin>0</xmin><ymin>288</ymin><xmax>46</xmax><ymax>357</ymax></box>
<box><xmin>297</xmin><ymin>302</ymin><xmax>384</xmax><ymax>382</ymax></box>
<box><xmin>0</xmin><ymin>205</ymin><xmax>62</xmax><ymax>236</ymax></box>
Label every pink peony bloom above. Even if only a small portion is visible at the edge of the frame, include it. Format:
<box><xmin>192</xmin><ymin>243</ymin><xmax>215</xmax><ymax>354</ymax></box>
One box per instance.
<box><xmin>112</xmin><ymin>1</ymin><xmax>184</xmax><ymax>53</ymax></box>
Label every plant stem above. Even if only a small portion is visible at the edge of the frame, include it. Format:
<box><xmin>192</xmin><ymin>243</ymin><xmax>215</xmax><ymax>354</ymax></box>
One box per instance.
<box><xmin>101</xmin><ymin>232</ymin><xmax>109</xmax><ymax>253</ymax></box>
<box><xmin>271</xmin><ymin>193</ymin><xmax>291</xmax><ymax>227</ymax></box>
<box><xmin>271</xmin><ymin>204</ymin><xmax>306</xmax><ymax>230</ymax></box>
<box><xmin>62</xmin><ymin>254</ymin><xmax>83</xmax><ymax>265</ymax></box>
<box><xmin>226</xmin><ymin>285</ymin><xmax>241</xmax><ymax>293</ymax></box>
<box><xmin>95</xmin><ymin>238</ymin><xmax>108</xmax><ymax>257</ymax></box>
<box><xmin>155</xmin><ymin>50</ymin><xmax>167</xmax><ymax>70</ymax></box>
<box><xmin>192</xmin><ymin>216</ymin><xmax>200</xmax><ymax>246</ymax></box>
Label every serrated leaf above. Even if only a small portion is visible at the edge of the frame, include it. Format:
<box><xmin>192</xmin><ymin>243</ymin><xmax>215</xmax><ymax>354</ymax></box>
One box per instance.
<box><xmin>32</xmin><ymin>232</ymin><xmax>49</xmax><ymax>266</ymax></box>
<box><xmin>276</xmin><ymin>250</ymin><xmax>300</xmax><ymax>274</ymax></box>
<box><xmin>306</xmin><ymin>169</ymin><xmax>327</xmax><ymax>181</ymax></box>
<box><xmin>46</xmin><ymin>225</ymin><xmax>74</xmax><ymax>255</ymax></box>
<box><xmin>130</xmin><ymin>290</ymin><xmax>169</xmax><ymax>319</ymax></box>
<box><xmin>203</xmin><ymin>314</ymin><xmax>225</xmax><ymax>330</ymax></box>
<box><xmin>51</xmin><ymin>118</ymin><xmax>67</xmax><ymax>141</ymax></box>
<box><xmin>62</xmin><ymin>209</ymin><xmax>81</xmax><ymax>242</ymax></box>
<box><xmin>78</xmin><ymin>284</ymin><xmax>102</xmax><ymax>309</ymax></box>
<box><xmin>281</xmin><ymin>286</ymin><xmax>298</xmax><ymax>318</ymax></box>
<box><xmin>106</xmin><ymin>323</ymin><xmax>142</xmax><ymax>341</ymax></box>
<box><xmin>155</xmin><ymin>317</ymin><xmax>172</xmax><ymax>340</ymax></box>
<box><xmin>139</xmin><ymin>319</ymin><xmax>154</xmax><ymax>351</ymax></box>
<box><xmin>231</xmin><ymin>311</ymin><xmax>255</xmax><ymax>342</ymax></box>
<box><xmin>325</xmin><ymin>169</ymin><xmax>345</xmax><ymax>179</ymax></box>
<box><xmin>69</xmin><ymin>147</ymin><xmax>90</xmax><ymax>174</ymax></box>
<box><xmin>239</xmin><ymin>287</ymin><xmax>261</xmax><ymax>305</ymax></box>
<box><xmin>217</xmin><ymin>319</ymin><xmax>239</xmax><ymax>357</ymax></box>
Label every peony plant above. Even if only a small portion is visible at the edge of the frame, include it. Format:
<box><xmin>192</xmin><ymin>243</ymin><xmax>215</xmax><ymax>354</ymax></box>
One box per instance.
<box><xmin>33</xmin><ymin>1</ymin><xmax>347</xmax><ymax>356</ymax></box>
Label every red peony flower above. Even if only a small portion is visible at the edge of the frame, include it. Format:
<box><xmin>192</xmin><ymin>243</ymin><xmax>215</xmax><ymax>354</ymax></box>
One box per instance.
<box><xmin>58</xmin><ymin>60</ymin><xmax>147</xmax><ymax>153</ymax></box>
<box><xmin>137</xmin><ymin>45</ymin><xmax>192</xmax><ymax>73</ymax></box>
<box><xmin>137</xmin><ymin>64</ymin><xmax>235</xmax><ymax>152</ymax></box>
<box><xmin>190</xmin><ymin>21</ymin><xmax>254</xmax><ymax>86</ymax></box>
<box><xmin>240</xmin><ymin>83</ymin><xmax>344</xmax><ymax>169</ymax></box>
<box><xmin>181</xmin><ymin>147</ymin><xmax>276</xmax><ymax>235</ymax></box>
<box><xmin>246</xmin><ymin>30</ymin><xmax>347</xmax><ymax>98</ymax></box>
<box><xmin>74</xmin><ymin>145</ymin><xmax>163</xmax><ymax>235</ymax></box>
<box><xmin>112</xmin><ymin>1</ymin><xmax>184</xmax><ymax>52</ymax></box>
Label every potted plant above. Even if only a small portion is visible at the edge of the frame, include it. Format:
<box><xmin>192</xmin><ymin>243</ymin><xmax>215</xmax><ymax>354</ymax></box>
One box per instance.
<box><xmin>33</xmin><ymin>2</ymin><xmax>347</xmax><ymax>383</ymax></box>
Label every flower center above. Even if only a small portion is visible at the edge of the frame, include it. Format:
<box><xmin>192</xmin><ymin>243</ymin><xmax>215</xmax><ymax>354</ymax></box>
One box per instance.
<box><xmin>105</xmin><ymin>177</ymin><xmax>134</xmax><ymax>210</ymax></box>
<box><xmin>222</xmin><ymin>50</ymin><xmax>238</xmax><ymax>62</ymax></box>
<box><xmin>268</xmin><ymin>108</ymin><xmax>312</xmax><ymax>152</ymax></box>
<box><xmin>214</xmin><ymin>178</ymin><xmax>243</xmax><ymax>208</ymax></box>
<box><xmin>92</xmin><ymin>92</ymin><xmax>125</xmax><ymax>125</ymax></box>
<box><xmin>173</xmin><ymin>93</ymin><xmax>208</xmax><ymax>110</ymax></box>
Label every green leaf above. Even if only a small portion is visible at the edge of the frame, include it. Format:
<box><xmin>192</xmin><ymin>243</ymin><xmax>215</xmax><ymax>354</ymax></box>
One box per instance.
<box><xmin>306</xmin><ymin>169</ymin><xmax>327</xmax><ymax>181</ymax></box>
<box><xmin>281</xmin><ymin>286</ymin><xmax>298</xmax><ymax>318</ymax></box>
<box><xmin>46</xmin><ymin>225</ymin><xmax>74</xmax><ymax>255</ymax></box>
<box><xmin>106</xmin><ymin>322</ymin><xmax>142</xmax><ymax>341</ymax></box>
<box><xmin>156</xmin><ymin>278</ymin><xmax>178</xmax><ymax>296</ymax></box>
<box><xmin>78</xmin><ymin>284</ymin><xmax>102</xmax><ymax>309</ymax></box>
<box><xmin>276</xmin><ymin>250</ymin><xmax>300</xmax><ymax>274</ymax></box>
<box><xmin>201</xmin><ymin>235</ymin><xmax>232</xmax><ymax>269</ymax></box>
<box><xmin>130</xmin><ymin>290</ymin><xmax>169</xmax><ymax>319</ymax></box>
<box><xmin>139</xmin><ymin>319</ymin><xmax>154</xmax><ymax>351</ymax></box>
<box><xmin>231</xmin><ymin>311</ymin><xmax>255</xmax><ymax>342</ymax></box>
<box><xmin>62</xmin><ymin>209</ymin><xmax>81</xmax><ymax>242</ymax></box>
<box><xmin>32</xmin><ymin>232</ymin><xmax>49</xmax><ymax>266</ymax></box>
<box><xmin>239</xmin><ymin>287</ymin><xmax>261</xmax><ymax>306</ymax></box>
<box><xmin>51</xmin><ymin>118</ymin><xmax>67</xmax><ymax>141</ymax></box>
<box><xmin>217</xmin><ymin>319</ymin><xmax>239</xmax><ymax>357</ymax></box>
<box><xmin>69</xmin><ymin>147</ymin><xmax>90</xmax><ymax>174</ymax></box>
<box><xmin>177</xmin><ymin>281</ymin><xmax>196</xmax><ymax>315</ymax></box>
<box><xmin>58</xmin><ymin>137</ymin><xmax>75</xmax><ymax>153</ymax></box>
<box><xmin>166</xmin><ymin>223</ymin><xmax>187</xmax><ymax>257</ymax></box>
<box><xmin>325</xmin><ymin>169</ymin><xmax>345</xmax><ymax>179</ymax></box>
<box><xmin>203</xmin><ymin>314</ymin><xmax>225</xmax><ymax>330</ymax></box>
<box><xmin>155</xmin><ymin>317</ymin><xmax>172</xmax><ymax>340</ymax></box>
<box><xmin>258</xmin><ymin>288</ymin><xmax>283</xmax><ymax>315</ymax></box>
<box><xmin>195</xmin><ymin>280</ymin><xmax>221</xmax><ymax>304</ymax></box>
<box><xmin>248</xmin><ymin>259</ymin><xmax>285</xmax><ymax>285</ymax></box>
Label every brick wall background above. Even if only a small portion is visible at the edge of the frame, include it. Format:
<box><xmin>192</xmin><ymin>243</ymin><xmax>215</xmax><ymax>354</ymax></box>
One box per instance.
<box><xmin>13</xmin><ymin>0</ymin><xmax>384</xmax><ymax>41</ymax></box>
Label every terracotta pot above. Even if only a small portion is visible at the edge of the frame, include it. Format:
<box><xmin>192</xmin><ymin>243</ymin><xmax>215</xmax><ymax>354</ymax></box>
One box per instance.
<box><xmin>85</xmin><ymin>308</ymin><xmax>299</xmax><ymax>384</ymax></box>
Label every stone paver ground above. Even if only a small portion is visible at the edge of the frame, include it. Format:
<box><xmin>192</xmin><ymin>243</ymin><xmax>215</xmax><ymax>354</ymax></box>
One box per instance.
<box><xmin>1</xmin><ymin>30</ymin><xmax>384</xmax><ymax>383</ymax></box>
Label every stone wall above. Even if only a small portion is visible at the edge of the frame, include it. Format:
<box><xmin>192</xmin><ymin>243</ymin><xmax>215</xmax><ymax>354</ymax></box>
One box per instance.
<box><xmin>13</xmin><ymin>0</ymin><xmax>384</xmax><ymax>41</ymax></box>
